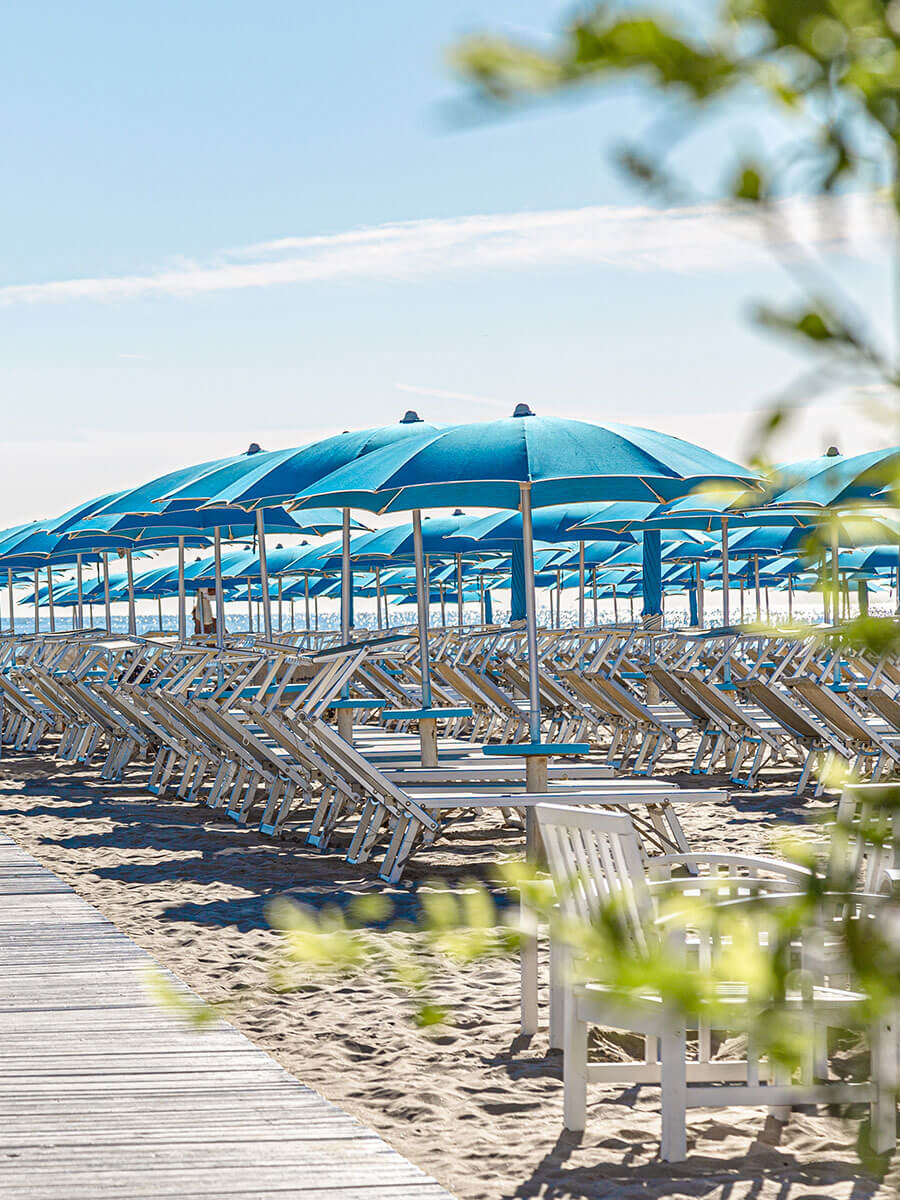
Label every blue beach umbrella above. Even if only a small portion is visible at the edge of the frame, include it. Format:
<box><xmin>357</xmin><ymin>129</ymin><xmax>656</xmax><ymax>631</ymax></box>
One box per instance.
<box><xmin>452</xmin><ymin>503</ymin><xmax>644</xmax><ymax>627</ymax></box>
<box><xmin>765</xmin><ymin>447</ymin><xmax>900</xmax><ymax>509</ymax></box>
<box><xmin>291</xmin><ymin>405</ymin><xmax>757</xmax><ymax>744</ymax></box>
<box><xmin>158</xmin><ymin>413</ymin><xmax>447</xmax><ymax>651</ymax></box>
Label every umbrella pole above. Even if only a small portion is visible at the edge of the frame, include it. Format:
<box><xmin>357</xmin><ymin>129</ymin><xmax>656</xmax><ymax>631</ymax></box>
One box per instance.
<box><xmin>304</xmin><ymin>573</ymin><xmax>311</xmax><ymax>635</ymax></box>
<box><xmin>76</xmin><ymin>553</ymin><xmax>84</xmax><ymax>631</ymax></box>
<box><xmin>375</xmin><ymin>566</ymin><xmax>383</xmax><ymax>631</ymax></box>
<box><xmin>696</xmin><ymin>562</ymin><xmax>704</xmax><ymax>628</ymax></box>
<box><xmin>739</xmin><ymin>579</ymin><xmax>745</xmax><ymax>622</ymax></box>
<box><xmin>177</xmin><ymin>537</ymin><xmax>186</xmax><ymax>642</ymax></box>
<box><xmin>213</xmin><ymin>527</ymin><xmax>225</xmax><ymax>650</ymax></box>
<box><xmin>33</xmin><ymin>569</ymin><xmax>39</xmax><ymax>634</ymax></box>
<box><xmin>578</xmin><ymin>541</ymin><xmax>585</xmax><ymax>630</ymax></box>
<box><xmin>341</xmin><ymin>508</ymin><xmax>351</xmax><ymax>646</ymax></box>
<box><xmin>479</xmin><ymin>576</ymin><xmax>485</xmax><ymax>624</ymax></box>
<box><xmin>247</xmin><ymin>579</ymin><xmax>253</xmax><ymax>632</ymax></box>
<box><xmin>720</xmin><ymin>516</ymin><xmax>730</xmax><ymax>627</ymax></box>
<box><xmin>629</xmin><ymin>596</ymin><xmax>634</xmax><ymax>622</ymax></box>
<box><xmin>439</xmin><ymin>578</ymin><xmax>446</xmax><ymax>628</ymax></box>
<box><xmin>256</xmin><ymin>510</ymin><xmax>273</xmax><ymax>641</ymax></box>
<box><xmin>412</xmin><ymin>510</ymin><xmax>433</xmax><ymax>712</ymax></box>
<box><xmin>753</xmin><ymin>554</ymin><xmax>761</xmax><ymax>621</ymax></box>
<box><xmin>7</xmin><ymin>568</ymin><xmax>14</xmax><ymax>634</ymax></box>
<box><xmin>46</xmin><ymin>567</ymin><xmax>55</xmax><ymax>634</ymax></box>
<box><xmin>456</xmin><ymin>554</ymin><xmax>463</xmax><ymax>631</ymax></box>
<box><xmin>765</xmin><ymin>586</ymin><xmax>770</xmax><ymax>622</ymax></box>
<box><xmin>157</xmin><ymin>596</ymin><xmax>163</xmax><ymax>629</ymax></box>
<box><xmin>314</xmin><ymin>595</ymin><xmax>319</xmax><ymax>631</ymax></box>
<box><xmin>126</xmin><ymin>549</ymin><xmax>136</xmax><ymax>636</ymax></box>
<box><xmin>831</xmin><ymin>523</ymin><xmax>840</xmax><ymax>626</ymax></box>
<box><xmin>612</xmin><ymin>583</ymin><xmax>618</xmax><ymax>623</ymax></box>
<box><xmin>858</xmin><ymin>579</ymin><xmax>869</xmax><ymax>616</ymax></box>
<box><xmin>519</xmin><ymin>482</ymin><xmax>541</xmax><ymax>746</ymax></box>
<box><xmin>103</xmin><ymin>553</ymin><xmax>112</xmax><ymax>632</ymax></box>
<box><xmin>290</xmin><ymin>598</ymin><xmax>295</xmax><ymax>630</ymax></box>
<box><xmin>278</xmin><ymin>576</ymin><xmax>283</xmax><ymax>633</ymax></box>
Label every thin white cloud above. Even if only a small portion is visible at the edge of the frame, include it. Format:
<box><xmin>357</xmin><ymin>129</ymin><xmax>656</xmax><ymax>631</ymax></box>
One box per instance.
<box><xmin>395</xmin><ymin>382</ymin><xmax>509</xmax><ymax>413</ymax></box>
<box><xmin>0</xmin><ymin>194</ymin><xmax>890</xmax><ymax>306</ymax></box>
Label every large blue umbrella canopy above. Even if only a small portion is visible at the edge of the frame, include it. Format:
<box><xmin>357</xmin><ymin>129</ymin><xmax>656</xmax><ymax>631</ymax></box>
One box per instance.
<box><xmin>451</xmin><ymin>503</ymin><xmax>647</xmax><ymax>546</ymax></box>
<box><xmin>0</xmin><ymin>523</ymin><xmax>176</xmax><ymax>568</ymax></box>
<box><xmin>839</xmin><ymin>545</ymin><xmax>900</xmax><ymax>571</ymax></box>
<box><xmin>728</xmin><ymin>514</ymin><xmax>900</xmax><ymax>558</ymax></box>
<box><xmin>765</xmin><ymin>447</ymin><xmax>900</xmax><ymax>508</ymax></box>
<box><xmin>331</xmin><ymin>514</ymin><xmax>483</xmax><ymax>563</ymax></box>
<box><xmin>289</xmin><ymin>408</ymin><xmax>757</xmax><ymax>513</ymax></box>
<box><xmin>42</xmin><ymin>491</ymin><xmax>130</xmax><ymax>533</ymax></box>
<box><xmin>569</xmin><ymin>490</ymin><xmax>814</xmax><ymax>534</ymax></box>
<box><xmin>64</xmin><ymin>446</ymin><xmax>269</xmax><ymax>523</ymax></box>
<box><xmin>61</xmin><ymin>506</ymin><xmax>358</xmax><ymax>540</ymax></box>
<box><xmin>161</xmin><ymin>413</ymin><xmax>446</xmax><ymax>511</ymax></box>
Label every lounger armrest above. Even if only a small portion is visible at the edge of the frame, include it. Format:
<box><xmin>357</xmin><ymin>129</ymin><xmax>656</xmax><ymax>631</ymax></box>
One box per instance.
<box><xmin>647</xmin><ymin>851</ymin><xmax>813</xmax><ymax>882</ymax></box>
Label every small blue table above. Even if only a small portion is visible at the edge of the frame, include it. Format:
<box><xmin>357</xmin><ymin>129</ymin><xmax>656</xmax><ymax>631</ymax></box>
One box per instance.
<box><xmin>383</xmin><ymin>707</ymin><xmax>473</xmax><ymax>722</ymax></box>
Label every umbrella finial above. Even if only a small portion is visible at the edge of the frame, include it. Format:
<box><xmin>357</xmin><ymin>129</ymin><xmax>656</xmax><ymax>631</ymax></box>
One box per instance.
<box><xmin>400</xmin><ymin>410</ymin><xmax>423</xmax><ymax>424</ymax></box>
<box><xmin>452</xmin><ymin>508</ymin><xmax>464</xmax><ymax>516</ymax></box>
<box><xmin>246</xmin><ymin>442</ymin><xmax>263</xmax><ymax>455</ymax></box>
<box><xmin>512</xmin><ymin>403</ymin><xmax>535</xmax><ymax>418</ymax></box>
<box><xmin>825</xmin><ymin>445</ymin><xmax>840</xmax><ymax>457</ymax></box>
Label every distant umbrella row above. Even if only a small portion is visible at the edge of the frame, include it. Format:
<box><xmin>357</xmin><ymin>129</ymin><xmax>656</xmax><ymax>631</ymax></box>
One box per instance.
<box><xmin>3</xmin><ymin>409</ymin><xmax>900</xmax><ymax>744</ymax></box>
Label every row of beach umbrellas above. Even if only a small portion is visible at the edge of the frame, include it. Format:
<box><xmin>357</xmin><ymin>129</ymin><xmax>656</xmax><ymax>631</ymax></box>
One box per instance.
<box><xmin>3</xmin><ymin>410</ymin><xmax>900</xmax><ymax>747</ymax></box>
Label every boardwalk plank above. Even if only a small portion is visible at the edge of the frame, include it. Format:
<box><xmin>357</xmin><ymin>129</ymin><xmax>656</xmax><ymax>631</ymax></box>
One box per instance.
<box><xmin>0</xmin><ymin>833</ymin><xmax>453</xmax><ymax>1199</ymax></box>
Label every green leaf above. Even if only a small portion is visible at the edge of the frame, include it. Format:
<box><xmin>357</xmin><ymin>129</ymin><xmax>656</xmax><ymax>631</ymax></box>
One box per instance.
<box><xmin>733</xmin><ymin>165</ymin><xmax>764</xmax><ymax>201</ymax></box>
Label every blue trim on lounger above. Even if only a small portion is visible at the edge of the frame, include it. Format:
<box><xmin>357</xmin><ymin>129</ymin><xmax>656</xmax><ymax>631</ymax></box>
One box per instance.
<box><xmin>382</xmin><ymin>707</ymin><xmax>473</xmax><ymax>720</ymax></box>
<box><xmin>482</xmin><ymin>742</ymin><xmax>590</xmax><ymax>757</ymax></box>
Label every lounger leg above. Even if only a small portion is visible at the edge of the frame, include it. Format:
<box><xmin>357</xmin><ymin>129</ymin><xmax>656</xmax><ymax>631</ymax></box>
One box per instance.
<box><xmin>795</xmin><ymin>748</ymin><xmax>815</xmax><ymax>796</ymax></box>
<box><xmin>306</xmin><ymin>786</ymin><xmax>334</xmax><ymax>847</ymax></box>
<box><xmin>562</xmin><ymin>991</ymin><xmax>587</xmax><ymax>1132</ymax></box>
<box><xmin>229</xmin><ymin>770</ymin><xmax>260</xmax><ymax>823</ymax></box>
<box><xmin>381</xmin><ymin>816</ymin><xmax>423</xmax><ymax>883</ymax></box>
<box><xmin>259</xmin><ymin>778</ymin><xmax>295</xmax><ymax>835</ymax></box>
<box><xmin>690</xmin><ymin>733</ymin><xmax>708</xmax><ymax>775</ymax></box>
<box><xmin>871</xmin><ymin>1013</ymin><xmax>898</xmax><ymax>1154</ymax></box>
<box><xmin>548</xmin><ymin>937</ymin><xmax>564</xmax><ymax>1051</ymax></box>
<box><xmin>346</xmin><ymin>799</ymin><xmax>385</xmax><ymax>863</ymax></box>
<box><xmin>176</xmin><ymin>753</ymin><xmax>197</xmax><ymax>798</ymax></box>
<box><xmin>520</xmin><ymin>897</ymin><xmax>539</xmax><ymax>1036</ymax></box>
<box><xmin>660</xmin><ymin>1026</ymin><xmax>687</xmax><ymax>1161</ymax></box>
<box><xmin>205</xmin><ymin>760</ymin><xmax>232</xmax><ymax>808</ymax></box>
<box><xmin>148</xmin><ymin>747</ymin><xmax>168</xmax><ymax>792</ymax></box>
<box><xmin>186</xmin><ymin>755</ymin><xmax>211</xmax><ymax>802</ymax></box>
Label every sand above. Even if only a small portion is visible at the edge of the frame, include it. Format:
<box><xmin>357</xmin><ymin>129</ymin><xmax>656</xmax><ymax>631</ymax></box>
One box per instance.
<box><xmin>0</xmin><ymin>745</ymin><xmax>896</xmax><ymax>1200</ymax></box>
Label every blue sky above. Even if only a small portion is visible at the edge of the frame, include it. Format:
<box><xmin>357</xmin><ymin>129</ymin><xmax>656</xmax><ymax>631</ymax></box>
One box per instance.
<box><xmin>1</xmin><ymin>1</ymin><xmax>894</xmax><ymax>524</ymax></box>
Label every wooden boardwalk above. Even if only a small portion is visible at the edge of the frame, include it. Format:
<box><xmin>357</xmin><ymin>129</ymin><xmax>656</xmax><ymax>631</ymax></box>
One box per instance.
<box><xmin>0</xmin><ymin>833</ymin><xmax>454</xmax><ymax>1199</ymax></box>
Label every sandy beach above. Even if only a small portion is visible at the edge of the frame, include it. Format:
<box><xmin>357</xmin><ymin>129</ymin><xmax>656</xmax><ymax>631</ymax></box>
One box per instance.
<box><xmin>1</xmin><ymin>746</ymin><xmax>895</xmax><ymax>1200</ymax></box>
